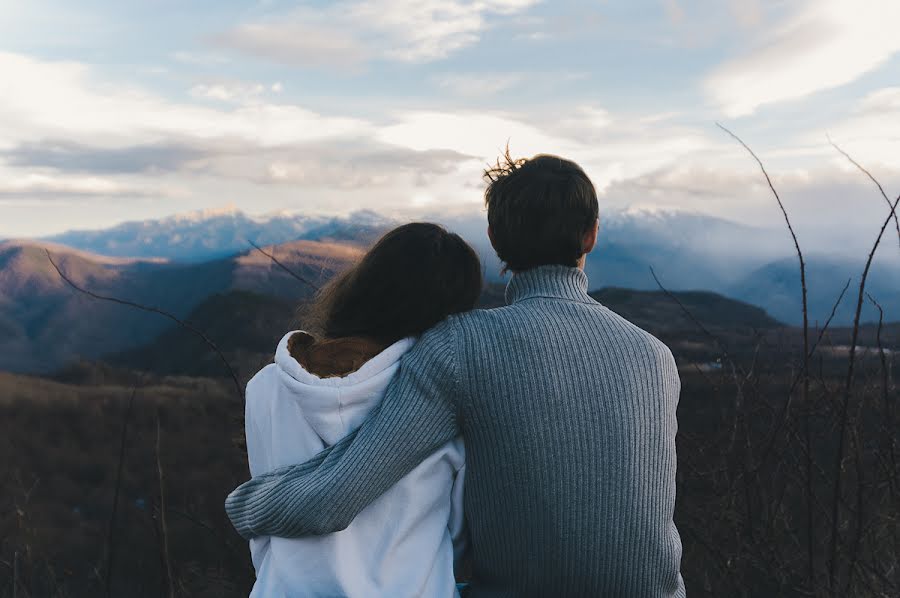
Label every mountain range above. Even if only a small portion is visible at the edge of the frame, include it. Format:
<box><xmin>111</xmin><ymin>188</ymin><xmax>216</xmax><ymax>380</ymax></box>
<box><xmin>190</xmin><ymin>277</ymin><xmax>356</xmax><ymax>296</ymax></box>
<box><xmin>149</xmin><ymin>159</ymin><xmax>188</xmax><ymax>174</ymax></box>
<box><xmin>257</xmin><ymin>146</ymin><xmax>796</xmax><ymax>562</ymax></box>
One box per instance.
<box><xmin>0</xmin><ymin>237</ymin><xmax>361</xmax><ymax>373</ymax></box>
<box><xmin>45</xmin><ymin>207</ymin><xmax>392</xmax><ymax>262</ymax></box>
<box><xmin>1</xmin><ymin>207</ymin><xmax>897</xmax><ymax>373</ymax></box>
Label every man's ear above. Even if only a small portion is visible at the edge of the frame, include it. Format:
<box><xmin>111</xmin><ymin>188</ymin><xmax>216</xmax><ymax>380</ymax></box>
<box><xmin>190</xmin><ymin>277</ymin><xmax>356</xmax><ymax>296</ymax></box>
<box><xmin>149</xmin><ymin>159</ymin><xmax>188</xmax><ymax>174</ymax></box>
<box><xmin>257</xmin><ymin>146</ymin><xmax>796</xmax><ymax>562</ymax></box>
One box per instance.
<box><xmin>582</xmin><ymin>219</ymin><xmax>599</xmax><ymax>255</ymax></box>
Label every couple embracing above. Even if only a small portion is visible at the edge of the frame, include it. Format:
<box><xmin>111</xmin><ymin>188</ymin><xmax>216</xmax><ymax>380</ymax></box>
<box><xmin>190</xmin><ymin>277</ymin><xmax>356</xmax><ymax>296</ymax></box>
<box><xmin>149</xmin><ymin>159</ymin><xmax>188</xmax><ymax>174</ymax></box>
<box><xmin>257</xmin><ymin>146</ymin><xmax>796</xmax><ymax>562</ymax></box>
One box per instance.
<box><xmin>226</xmin><ymin>152</ymin><xmax>686</xmax><ymax>598</ymax></box>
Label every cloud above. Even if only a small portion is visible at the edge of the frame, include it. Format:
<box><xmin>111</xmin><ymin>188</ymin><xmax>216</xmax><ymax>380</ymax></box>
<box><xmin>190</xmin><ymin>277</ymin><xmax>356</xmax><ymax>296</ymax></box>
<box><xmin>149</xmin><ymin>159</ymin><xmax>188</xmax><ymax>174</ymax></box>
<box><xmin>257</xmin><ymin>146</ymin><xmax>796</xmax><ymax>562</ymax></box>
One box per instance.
<box><xmin>820</xmin><ymin>88</ymin><xmax>900</xmax><ymax>171</ymax></box>
<box><xmin>189</xmin><ymin>82</ymin><xmax>268</xmax><ymax>103</ymax></box>
<box><xmin>204</xmin><ymin>142</ymin><xmax>477</xmax><ymax>189</ymax></box>
<box><xmin>0</xmin><ymin>173</ymin><xmax>150</xmax><ymax>199</ymax></box>
<box><xmin>0</xmin><ymin>52</ymin><xmax>719</xmax><ymax>215</ymax></box>
<box><xmin>374</xmin><ymin>105</ymin><xmax>724</xmax><ymax>200</ymax></box>
<box><xmin>857</xmin><ymin>86</ymin><xmax>900</xmax><ymax>114</ymax></box>
<box><xmin>377</xmin><ymin>110</ymin><xmax>574</xmax><ymax>163</ymax></box>
<box><xmin>213</xmin><ymin>0</ymin><xmax>540</xmax><ymax>68</ymax></box>
<box><xmin>213</xmin><ymin>20</ymin><xmax>368</xmax><ymax>69</ymax></box>
<box><xmin>603</xmin><ymin>161</ymin><xmax>900</xmax><ymax>258</ymax></box>
<box><xmin>1</xmin><ymin>135</ymin><xmax>476</xmax><ymax>191</ymax></box>
<box><xmin>0</xmin><ymin>52</ymin><xmax>371</xmax><ymax>149</ymax></box>
<box><xmin>0</xmin><ymin>52</ymin><xmax>484</xmax><ymax>206</ymax></box>
<box><xmin>2</xmin><ymin>140</ymin><xmax>210</xmax><ymax>174</ymax></box>
<box><xmin>706</xmin><ymin>0</ymin><xmax>900</xmax><ymax>117</ymax></box>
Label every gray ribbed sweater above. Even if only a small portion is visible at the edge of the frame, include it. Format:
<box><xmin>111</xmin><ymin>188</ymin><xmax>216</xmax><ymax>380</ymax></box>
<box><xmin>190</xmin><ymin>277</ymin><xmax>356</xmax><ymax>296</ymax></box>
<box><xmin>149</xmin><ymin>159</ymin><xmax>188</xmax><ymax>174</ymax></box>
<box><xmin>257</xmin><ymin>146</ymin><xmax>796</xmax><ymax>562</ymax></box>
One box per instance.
<box><xmin>226</xmin><ymin>265</ymin><xmax>685</xmax><ymax>598</ymax></box>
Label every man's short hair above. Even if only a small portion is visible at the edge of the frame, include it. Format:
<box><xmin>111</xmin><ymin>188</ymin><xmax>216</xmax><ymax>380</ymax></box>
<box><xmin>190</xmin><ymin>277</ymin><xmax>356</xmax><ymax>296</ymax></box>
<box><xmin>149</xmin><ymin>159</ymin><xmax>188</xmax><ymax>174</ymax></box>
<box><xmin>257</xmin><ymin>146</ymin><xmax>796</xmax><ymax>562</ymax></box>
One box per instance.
<box><xmin>484</xmin><ymin>150</ymin><xmax>599</xmax><ymax>272</ymax></box>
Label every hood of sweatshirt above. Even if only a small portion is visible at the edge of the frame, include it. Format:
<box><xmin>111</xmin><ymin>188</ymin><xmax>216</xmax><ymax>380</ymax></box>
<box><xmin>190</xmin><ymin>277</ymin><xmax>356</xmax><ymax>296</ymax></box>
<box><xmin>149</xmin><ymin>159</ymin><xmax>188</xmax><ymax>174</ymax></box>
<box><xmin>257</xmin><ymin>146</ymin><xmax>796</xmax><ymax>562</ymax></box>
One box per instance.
<box><xmin>272</xmin><ymin>331</ymin><xmax>415</xmax><ymax>446</ymax></box>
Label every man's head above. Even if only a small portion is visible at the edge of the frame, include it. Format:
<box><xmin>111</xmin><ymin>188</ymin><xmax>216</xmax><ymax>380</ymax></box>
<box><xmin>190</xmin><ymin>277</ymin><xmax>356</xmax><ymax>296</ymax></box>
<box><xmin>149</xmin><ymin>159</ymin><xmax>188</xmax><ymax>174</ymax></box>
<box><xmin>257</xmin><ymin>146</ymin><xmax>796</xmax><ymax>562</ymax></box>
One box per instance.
<box><xmin>484</xmin><ymin>151</ymin><xmax>599</xmax><ymax>272</ymax></box>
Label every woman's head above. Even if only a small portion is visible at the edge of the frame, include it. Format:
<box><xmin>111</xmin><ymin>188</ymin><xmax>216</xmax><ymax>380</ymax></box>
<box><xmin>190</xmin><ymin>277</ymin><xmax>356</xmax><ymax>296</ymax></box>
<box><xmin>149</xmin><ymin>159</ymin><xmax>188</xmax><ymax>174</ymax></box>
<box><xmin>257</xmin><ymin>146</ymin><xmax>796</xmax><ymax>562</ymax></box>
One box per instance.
<box><xmin>305</xmin><ymin>222</ymin><xmax>482</xmax><ymax>345</ymax></box>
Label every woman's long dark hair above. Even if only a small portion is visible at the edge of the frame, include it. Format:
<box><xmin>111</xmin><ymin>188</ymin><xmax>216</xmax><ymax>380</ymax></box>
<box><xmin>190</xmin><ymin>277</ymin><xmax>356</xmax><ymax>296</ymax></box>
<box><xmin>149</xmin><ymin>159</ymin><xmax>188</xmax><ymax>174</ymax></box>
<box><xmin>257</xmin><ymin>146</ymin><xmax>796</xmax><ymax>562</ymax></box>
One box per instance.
<box><xmin>304</xmin><ymin>223</ymin><xmax>482</xmax><ymax>345</ymax></box>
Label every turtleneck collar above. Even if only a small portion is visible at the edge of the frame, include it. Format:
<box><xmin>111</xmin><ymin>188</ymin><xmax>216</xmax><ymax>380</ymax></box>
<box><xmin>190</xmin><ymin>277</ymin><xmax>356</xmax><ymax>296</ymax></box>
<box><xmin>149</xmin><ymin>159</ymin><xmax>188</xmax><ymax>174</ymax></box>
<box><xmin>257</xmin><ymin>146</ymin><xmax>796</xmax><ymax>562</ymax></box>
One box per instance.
<box><xmin>504</xmin><ymin>265</ymin><xmax>593</xmax><ymax>305</ymax></box>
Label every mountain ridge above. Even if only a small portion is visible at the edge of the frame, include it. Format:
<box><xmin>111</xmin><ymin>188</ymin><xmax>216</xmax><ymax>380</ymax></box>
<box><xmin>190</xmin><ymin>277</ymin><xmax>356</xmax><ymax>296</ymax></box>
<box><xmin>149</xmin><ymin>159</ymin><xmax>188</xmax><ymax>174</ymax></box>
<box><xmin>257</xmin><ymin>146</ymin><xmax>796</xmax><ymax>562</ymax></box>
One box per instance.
<box><xmin>0</xmin><ymin>237</ymin><xmax>361</xmax><ymax>373</ymax></box>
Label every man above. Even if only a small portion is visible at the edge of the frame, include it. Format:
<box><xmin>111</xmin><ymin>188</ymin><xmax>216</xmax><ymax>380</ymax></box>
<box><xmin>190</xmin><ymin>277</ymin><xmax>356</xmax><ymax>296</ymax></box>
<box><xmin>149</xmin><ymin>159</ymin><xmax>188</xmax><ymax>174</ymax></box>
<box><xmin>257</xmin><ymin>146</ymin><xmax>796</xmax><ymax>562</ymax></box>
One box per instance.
<box><xmin>226</xmin><ymin>152</ymin><xmax>685</xmax><ymax>597</ymax></box>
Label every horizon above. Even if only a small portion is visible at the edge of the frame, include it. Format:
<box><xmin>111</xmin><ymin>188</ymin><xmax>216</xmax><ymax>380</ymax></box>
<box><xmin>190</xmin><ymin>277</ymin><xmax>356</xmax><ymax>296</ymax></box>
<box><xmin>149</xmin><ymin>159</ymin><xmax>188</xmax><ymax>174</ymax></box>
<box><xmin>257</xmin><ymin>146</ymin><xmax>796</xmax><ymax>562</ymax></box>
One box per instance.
<box><xmin>2</xmin><ymin>0</ymin><xmax>900</xmax><ymax>250</ymax></box>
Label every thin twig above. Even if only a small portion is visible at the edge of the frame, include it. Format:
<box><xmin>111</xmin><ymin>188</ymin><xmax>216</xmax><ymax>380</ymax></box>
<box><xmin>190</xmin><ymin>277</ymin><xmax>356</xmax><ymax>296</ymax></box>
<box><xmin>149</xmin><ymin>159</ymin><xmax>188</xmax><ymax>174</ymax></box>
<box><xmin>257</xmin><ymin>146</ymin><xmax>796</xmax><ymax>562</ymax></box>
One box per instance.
<box><xmin>248</xmin><ymin>240</ymin><xmax>320</xmax><ymax>293</ymax></box>
<box><xmin>752</xmin><ymin>279</ymin><xmax>851</xmax><ymax>475</ymax></box>
<box><xmin>105</xmin><ymin>387</ymin><xmax>136</xmax><ymax>598</ymax></box>
<box><xmin>717</xmin><ymin>123</ymin><xmax>810</xmax><ymax>447</ymax></box>
<box><xmin>649</xmin><ymin>266</ymin><xmax>740</xmax><ymax>371</ymax></box>
<box><xmin>828</xmin><ymin>135</ymin><xmax>900</xmax><ymax>250</ymax></box>
<box><xmin>866</xmin><ymin>293</ymin><xmax>896</xmax><ymax>495</ymax></box>
<box><xmin>45</xmin><ymin>250</ymin><xmax>242</xmax><ymax>399</ymax></box>
<box><xmin>156</xmin><ymin>411</ymin><xmax>175</xmax><ymax>598</ymax></box>
<box><xmin>866</xmin><ymin>293</ymin><xmax>890</xmax><ymax>413</ymax></box>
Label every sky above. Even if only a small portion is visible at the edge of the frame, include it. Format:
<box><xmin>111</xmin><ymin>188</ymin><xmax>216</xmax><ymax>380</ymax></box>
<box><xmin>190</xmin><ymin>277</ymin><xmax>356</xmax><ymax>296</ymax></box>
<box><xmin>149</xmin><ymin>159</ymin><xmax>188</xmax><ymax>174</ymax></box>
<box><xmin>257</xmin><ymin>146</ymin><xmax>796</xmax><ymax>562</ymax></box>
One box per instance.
<box><xmin>2</xmin><ymin>0</ymin><xmax>900</xmax><ymax>254</ymax></box>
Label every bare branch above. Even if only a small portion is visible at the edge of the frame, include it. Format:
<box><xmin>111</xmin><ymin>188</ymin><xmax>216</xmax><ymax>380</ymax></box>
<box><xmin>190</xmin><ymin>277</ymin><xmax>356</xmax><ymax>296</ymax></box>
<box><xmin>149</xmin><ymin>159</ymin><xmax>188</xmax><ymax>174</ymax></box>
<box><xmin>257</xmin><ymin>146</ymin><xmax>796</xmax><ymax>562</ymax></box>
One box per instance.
<box><xmin>649</xmin><ymin>266</ymin><xmax>739</xmax><ymax>369</ymax></box>
<box><xmin>248</xmin><ymin>240</ymin><xmax>320</xmax><ymax>293</ymax></box>
<box><xmin>716</xmin><ymin>124</ymin><xmax>808</xmax><ymax>344</ymax></box>
<box><xmin>156</xmin><ymin>411</ymin><xmax>175</xmax><ymax>598</ymax></box>
<box><xmin>828</xmin><ymin>135</ymin><xmax>900</xmax><ymax>250</ymax></box>
<box><xmin>45</xmin><ymin>249</ymin><xmax>242</xmax><ymax>399</ymax></box>
<box><xmin>717</xmin><ymin>128</ymin><xmax>812</xmax><ymax>545</ymax></box>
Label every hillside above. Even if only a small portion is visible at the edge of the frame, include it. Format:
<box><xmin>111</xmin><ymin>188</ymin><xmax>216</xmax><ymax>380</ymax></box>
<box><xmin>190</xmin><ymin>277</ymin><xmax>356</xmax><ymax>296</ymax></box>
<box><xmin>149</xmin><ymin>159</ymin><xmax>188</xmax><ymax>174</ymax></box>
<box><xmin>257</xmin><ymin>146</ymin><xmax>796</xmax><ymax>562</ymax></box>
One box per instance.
<box><xmin>110</xmin><ymin>291</ymin><xmax>299</xmax><ymax>382</ymax></box>
<box><xmin>730</xmin><ymin>253</ymin><xmax>900</xmax><ymax>325</ymax></box>
<box><xmin>110</xmin><ymin>284</ymin><xmax>784</xmax><ymax>381</ymax></box>
<box><xmin>590</xmin><ymin>287</ymin><xmax>781</xmax><ymax>331</ymax></box>
<box><xmin>0</xmin><ymin>239</ymin><xmax>361</xmax><ymax>373</ymax></box>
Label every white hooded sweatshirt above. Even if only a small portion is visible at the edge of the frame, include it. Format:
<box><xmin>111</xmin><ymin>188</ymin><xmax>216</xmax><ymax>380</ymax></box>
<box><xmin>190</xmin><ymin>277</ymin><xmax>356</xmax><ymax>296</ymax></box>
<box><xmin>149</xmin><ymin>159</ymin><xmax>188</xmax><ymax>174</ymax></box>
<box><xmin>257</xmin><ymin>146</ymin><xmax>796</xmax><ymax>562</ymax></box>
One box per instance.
<box><xmin>244</xmin><ymin>331</ymin><xmax>466</xmax><ymax>598</ymax></box>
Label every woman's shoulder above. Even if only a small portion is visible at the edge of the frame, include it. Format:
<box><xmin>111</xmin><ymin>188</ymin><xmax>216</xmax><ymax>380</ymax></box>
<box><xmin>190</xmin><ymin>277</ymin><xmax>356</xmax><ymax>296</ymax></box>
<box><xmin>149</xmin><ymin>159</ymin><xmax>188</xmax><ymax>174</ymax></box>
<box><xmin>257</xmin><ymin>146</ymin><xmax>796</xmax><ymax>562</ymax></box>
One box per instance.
<box><xmin>245</xmin><ymin>363</ymin><xmax>279</xmax><ymax>411</ymax></box>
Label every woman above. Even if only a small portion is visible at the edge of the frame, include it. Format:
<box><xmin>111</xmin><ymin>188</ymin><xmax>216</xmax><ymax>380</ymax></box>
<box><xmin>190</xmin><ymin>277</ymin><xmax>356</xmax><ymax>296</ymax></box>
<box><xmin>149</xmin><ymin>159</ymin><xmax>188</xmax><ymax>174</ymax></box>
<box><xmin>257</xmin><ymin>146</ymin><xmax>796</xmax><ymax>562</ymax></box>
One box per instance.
<box><xmin>243</xmin><ymin>223</ymin><xmax>481</xmax><ymax>597</ymax></box>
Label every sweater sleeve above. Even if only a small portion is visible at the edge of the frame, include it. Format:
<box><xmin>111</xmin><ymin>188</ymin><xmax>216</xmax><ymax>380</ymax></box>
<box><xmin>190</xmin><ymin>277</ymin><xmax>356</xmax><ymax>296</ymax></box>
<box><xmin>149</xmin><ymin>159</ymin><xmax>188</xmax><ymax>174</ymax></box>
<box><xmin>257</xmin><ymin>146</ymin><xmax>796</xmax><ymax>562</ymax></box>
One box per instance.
<box><xmin>225</xmin><ymin>320</ymin><xmax>462</xmax><ymax>539</ymax></box>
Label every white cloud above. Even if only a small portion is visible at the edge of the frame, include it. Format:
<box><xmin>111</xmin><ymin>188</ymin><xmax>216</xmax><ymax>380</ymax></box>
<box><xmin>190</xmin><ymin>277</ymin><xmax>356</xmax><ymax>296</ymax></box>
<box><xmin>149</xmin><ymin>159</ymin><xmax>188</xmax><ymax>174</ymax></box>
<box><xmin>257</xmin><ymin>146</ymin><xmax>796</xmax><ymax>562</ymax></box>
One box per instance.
<box><xmin>0</xmin><ymin>52</ymin><xmax>479</xmax><ymax>203</ymax></box>
<box><xmin>0</xmin><ymin>52</ymin><xmax>718</xmax><ymax>215</ymax></box>
<box><xmin>857</xmin><ymin>86</ymin><xmax>900</xmax><ymax>114</ymax></box>
<box><xmin>0</xmin><ymin>52</ymin><xmax>371</xmax><ymax>148</ymax></box>
<box><xmin>706</xmin><ymin>0</ymin><xmax>900</xmax><ymax>117</ymax></box>
<box><xmin>377</xmin><ymin>110</ymin><xmax>575</xmax><ymax>163</ymax></box>
<box><xmin>0</xmin><ymin>173</ymin><xmax>146</xmax><ymax>198</ymax></box>
<box><xmin>376</xmin><ymin>106</ymin><xmax>718</xmax><ymax>192</ymax></box>
<box><xmin>189</xmin><ymin>81</ymin><xmax>273</xmax><ymax>104</ymax></box>
<box><xmin>214</xmin><ymin>0</ymin><xmax>540</xmax><ymax>67</ymax></box>
<box><xmin>820</xmin><ymin>87</ymin><xmax>900</xmax><ymax>171</ymax></box>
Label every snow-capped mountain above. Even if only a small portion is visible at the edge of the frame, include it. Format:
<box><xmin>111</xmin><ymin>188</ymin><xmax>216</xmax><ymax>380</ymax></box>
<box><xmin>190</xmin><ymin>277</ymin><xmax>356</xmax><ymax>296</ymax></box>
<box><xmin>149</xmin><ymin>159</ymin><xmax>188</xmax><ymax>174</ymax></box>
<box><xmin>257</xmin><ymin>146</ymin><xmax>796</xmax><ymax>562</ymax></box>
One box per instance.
<box><xmin>45</xmin><ymin>207</ymin><xmax>393</xmax><ymax>262</ymax></box>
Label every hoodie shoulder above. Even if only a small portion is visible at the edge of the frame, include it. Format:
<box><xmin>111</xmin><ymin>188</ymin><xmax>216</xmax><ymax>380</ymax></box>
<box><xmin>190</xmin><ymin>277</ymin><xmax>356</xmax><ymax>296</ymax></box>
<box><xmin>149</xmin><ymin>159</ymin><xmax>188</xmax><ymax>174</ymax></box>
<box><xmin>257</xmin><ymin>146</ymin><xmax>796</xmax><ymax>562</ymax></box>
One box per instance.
<box><xmin>245</xmin><ymin>363</ymin><xmax>279</xmax><ymax>415</ymax></box>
